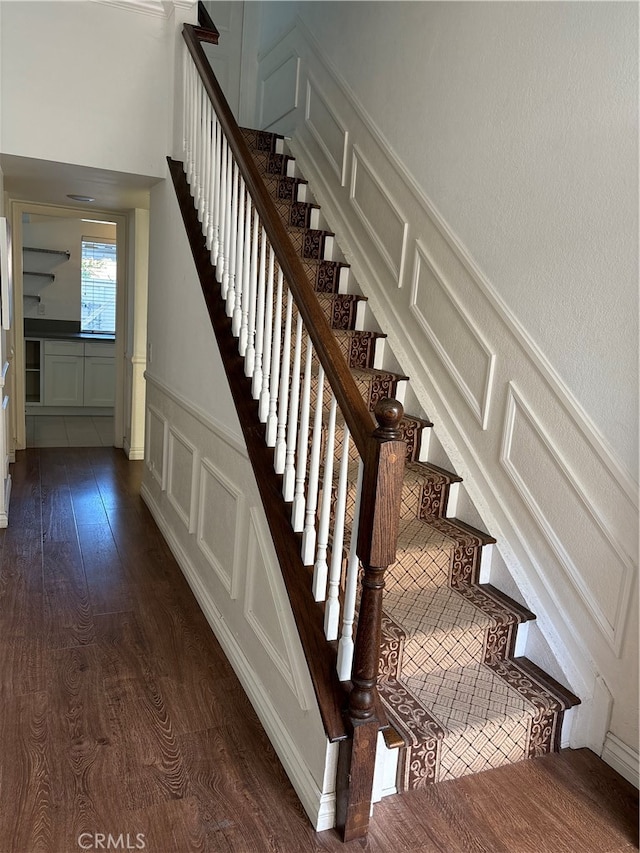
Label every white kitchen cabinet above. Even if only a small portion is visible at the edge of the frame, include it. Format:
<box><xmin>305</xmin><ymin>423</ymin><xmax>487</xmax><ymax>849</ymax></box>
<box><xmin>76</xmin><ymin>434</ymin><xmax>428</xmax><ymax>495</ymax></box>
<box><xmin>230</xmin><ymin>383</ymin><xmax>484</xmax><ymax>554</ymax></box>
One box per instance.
<box><xmin>39</xmin><ymin>338</ymin><xmax>115</xmax><ymax>408</ymax></box>
<box><xmin>43</xmin><ymin>340</ymin><xmax>84</xmax><ymax>406</ymax></box>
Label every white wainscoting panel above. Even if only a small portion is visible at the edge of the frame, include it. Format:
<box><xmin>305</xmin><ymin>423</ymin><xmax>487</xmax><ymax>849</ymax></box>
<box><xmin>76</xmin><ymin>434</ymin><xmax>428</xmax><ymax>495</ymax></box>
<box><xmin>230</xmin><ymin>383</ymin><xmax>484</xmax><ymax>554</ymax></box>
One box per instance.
<box><xmin>141</xmin><ymin>375</ymin><xmax>335</xmax><ymax>828</ymax></box>
<box><xmin>501</xmin><ymin>384</ymin><xmax>634</xmax><ymax>653</ymax></box>
<box><xmin>260</xmin><ymin>53</ymin><xmax>300</xmax><ymax>130</ymax></box>
<box><xmin>410</xmin><ymin>241</ymin><xmax>496</xmax><ymax>430</ymax></box>
<box><xmin>244</xmin><ymin>508</ymin><xmax>310</xmax><ymax>709</ymax></box>
<box><xmin>197</xmin><ymin>456</ymin><xmax>244</xmax><ymax>598</ymax></box>
<box><xmin>350</xmin><ymin>146</ymin><xmax>408</xmax><ymax>287</ymax></box>
<box><xmin>305</xmin><ymin>78</ymin><xmax>348</xmax><ymax>186</ymax></box>
<box><xmin>167</xmin><ymin>425</ymin><xmax>199</xmax><ymax>533</ymax></box>
<box><xmin>145</xmin><ymin>403</ymin><xmax>167</xmax><ymax>489</ymax></box>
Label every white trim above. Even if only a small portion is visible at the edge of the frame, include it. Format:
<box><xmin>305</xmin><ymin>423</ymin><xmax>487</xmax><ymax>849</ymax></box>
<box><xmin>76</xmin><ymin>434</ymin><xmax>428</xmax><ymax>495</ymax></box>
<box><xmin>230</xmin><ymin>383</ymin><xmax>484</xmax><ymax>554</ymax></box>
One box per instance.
<box><xmin>166</xmin><ymin>424</ymin><xmax>199</xmax><ymax>533</ymax></box>
<box><xmin>197</xmin><ymin>456</ymin><xmax>245</xmax><ymax>599</ymax></box>
<box><xmin>305</xmin><ymin>76</ymin><xmax>349</xmax><ymax>187</ymax></box>
<box><xmin>259</xmin><ymin>53</ymin><xmax>300</xmax><ymax>130</ymax></box>
<box><xmin>501</xmin><ymin>383</ymin><xmax>634</xmax><ymax>654</ymax></box>
<box><xmin>601</xmin><ymin>732</ymin><xmax>640</xmax><ymax>788</ymax></box>
<box><xmin>145</xmin><ymin>370</ymin><xmax>246</xmax><ymax>456</ymax></box>
<box><xmin>144</xmin><ymin>403</ymin><xmax>168</xmax><ymax>490</ymax></box>
<box><xmin>410</xmin><ymin>241</ymin><xmax>496</xmax><ymax>430</ymax></box>
<box><xmin>350</xmin><ymin>145</ymin><xmax>408</xmax><ymax>288</ymax></box>
<box><xmin>140</xmin><ymin>481</ymin><xmax>336</xmax><ymax>830</ymax></box>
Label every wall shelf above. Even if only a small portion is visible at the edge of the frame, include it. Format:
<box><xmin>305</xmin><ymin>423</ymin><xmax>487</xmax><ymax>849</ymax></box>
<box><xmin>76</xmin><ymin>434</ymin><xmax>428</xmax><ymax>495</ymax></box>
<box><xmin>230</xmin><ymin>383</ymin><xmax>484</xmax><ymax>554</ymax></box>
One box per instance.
<box><xmin>23</xmin><ymin>246</ymin><xmax>71</xmax><ymax>261</ymax></box>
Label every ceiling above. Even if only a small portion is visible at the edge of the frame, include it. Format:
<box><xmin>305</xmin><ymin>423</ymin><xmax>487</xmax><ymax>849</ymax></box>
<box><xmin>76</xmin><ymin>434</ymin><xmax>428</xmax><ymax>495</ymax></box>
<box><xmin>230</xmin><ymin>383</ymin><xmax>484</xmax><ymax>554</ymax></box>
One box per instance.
<box><xmin>0</xmin><ymin>153</ymin><xmax>161</xmax><ymax>212</ymax></box>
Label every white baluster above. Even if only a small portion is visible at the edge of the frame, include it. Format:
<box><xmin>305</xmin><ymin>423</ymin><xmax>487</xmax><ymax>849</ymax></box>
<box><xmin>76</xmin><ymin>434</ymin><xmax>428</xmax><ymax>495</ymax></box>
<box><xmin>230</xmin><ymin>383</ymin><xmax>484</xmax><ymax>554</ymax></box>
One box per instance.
<box><xmin>259</xmin><ymin>247</ymin><xmax>275</xmax><ymax>423</ymax></box>
<box><xmin>202</xmin><ymin>97</ymin><xmax>212</xmax><ymax>248</ymax></box>
<box><xmin>222</xmin><ymin>139</ymin><xmax>233</xmax><ymax>298</ymax></box>
<box><xmin>313</xmin><ymin>394</ymin><xmax>337</xmax><ymax>601</ymax></box>
<box><xmin>232</xmin><ymin>180</ymin><xmax>246</xmax><ymax>338</ymax></box>
<box><xmin>274</xmin><ymin>288</ymin><xmax>293</xmax><ymax>474</ymax></box>
<box><xmin>252</xmin><ymin>227</ymin><xmax>267</xmax><ymax>399</ymax></box>
<box><xmin>283</xmin><ymin>311</ymin><xmax>303</xmax><ymax>501</ymax></box>
<box><xmin>325</xmin><ymin>423</ymin><xmax>351</xmax><ymax>641</ymax></box>
<box><xmin>226</xmin><ymin>160</ymin><xmax>239</xmax><ymax>318</ymax></box>
<box><xmin>184</xmin><ymin>56</ymin><xmax>194</xmax><ymax>183</ymax></box>
<box><xmin>195</xmin><ymin>83</ymin><xmax>206</xmax><ymax>222</ymax></box>
<box><xmin>216</xmin><ymin>135</ymin><xmax>227</xmax><ymax>285</ymax></box>
<box><xmin>292</xmin><ymin>336</ymin><xmax>313</xmax><ymax>532</ymax></box>
<box><xmin>210</xmin><ymin>116</ymin><xmax>220</xmax><ymax>266</ymax></box>
<box><xmin>238</xmin><ymin>195</ymin><xmax>252</xmax><ymax>357</ymax></box>
<box><xmin>266</xmin><ymin>268</ymin><xmax>284</xmax><ymax>446</ymax></box>
<box><xmin>337</xmin><ymin>459</ymin><xmax>364</xmax><ymax>680</ymax></box>
<box><xmin>302</xmin><ymin>364</ymin><xmax>324</xmax><ymax>565</ymax></box>
<box><xmin>245</xmin><ymin>208</ymin><xmax>259</xmax><ymax>377</ymax></box>
<box><xmin>182</xmin><ymin>47</ymin><xmax>189</xmax><ymax>162</ymax></box>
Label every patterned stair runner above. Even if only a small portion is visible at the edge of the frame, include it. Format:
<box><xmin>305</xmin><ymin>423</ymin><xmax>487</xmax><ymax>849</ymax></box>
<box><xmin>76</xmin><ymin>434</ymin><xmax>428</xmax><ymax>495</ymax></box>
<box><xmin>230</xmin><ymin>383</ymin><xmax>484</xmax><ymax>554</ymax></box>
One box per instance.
<box><xmin>240</xmin><ymin>127</ymin><xmax>579</xmax><ymax>791</ymax></box>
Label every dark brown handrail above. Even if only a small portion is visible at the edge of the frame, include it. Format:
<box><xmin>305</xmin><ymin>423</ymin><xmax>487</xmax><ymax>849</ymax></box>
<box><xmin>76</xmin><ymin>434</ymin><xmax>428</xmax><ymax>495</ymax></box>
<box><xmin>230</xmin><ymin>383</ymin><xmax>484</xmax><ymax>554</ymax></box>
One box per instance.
<box><xmin>182</xmin><ymin>24</ymin><xmax>374</xmax><ymax>458</ymax></box>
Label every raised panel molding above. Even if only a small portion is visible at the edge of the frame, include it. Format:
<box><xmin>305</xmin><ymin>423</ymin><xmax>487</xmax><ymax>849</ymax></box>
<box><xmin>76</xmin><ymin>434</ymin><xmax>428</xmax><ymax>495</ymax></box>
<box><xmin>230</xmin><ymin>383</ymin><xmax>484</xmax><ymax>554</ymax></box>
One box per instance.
<box><xmin>167</xmin><ymin>425</ymin><xmax>199</xmax><ymax>533</ymax></box>
<box><xmin>197</xmin><ymin>456</ymin><xmax>244</xmax><ymax>598</ymax></box>
<box><xmin>244</xmin><ymin>508</ymin><xmax>310</xmax><ymax>710</ymax></box>
<box><xmin>410</xmin><ymin>242</ymin><xmax>496</xmax><ymax>430</ymax></box>
<box><xmin>350</xmin><ymin>146</ymin><xmax>408</xmax><ymax>287</ymax></box>
<box><xmin>501</xmin><ymin>384</ymin><xmax>634</xmax><ymax>653</ymax></box>
<box><xmin>305</xmin><ymin>78</ymin><xmax>348</xmax><ymax>186</ymax></box>
<box><xmin>260</xmin><ymin>53</ymin><xmax>300</xmax><ymax>130</ymax></box>
<box><xmin>145</xmin><ymin>404</ymin><xmax>167</xmax><ymax>489</ymax></box>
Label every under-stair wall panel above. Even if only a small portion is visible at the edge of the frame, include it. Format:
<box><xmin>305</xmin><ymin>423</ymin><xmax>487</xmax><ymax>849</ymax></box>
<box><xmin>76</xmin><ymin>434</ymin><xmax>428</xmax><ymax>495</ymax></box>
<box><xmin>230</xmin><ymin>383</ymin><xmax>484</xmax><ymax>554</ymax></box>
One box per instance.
<box><xmin>142</xmin><ymin>375</ymin><xmax>338</xmax><ymax>829</ymax></box>
<box><xmin>252</xmin><ymin>9</ymin><xmax>638</xmax><ymax>775</ymax></box>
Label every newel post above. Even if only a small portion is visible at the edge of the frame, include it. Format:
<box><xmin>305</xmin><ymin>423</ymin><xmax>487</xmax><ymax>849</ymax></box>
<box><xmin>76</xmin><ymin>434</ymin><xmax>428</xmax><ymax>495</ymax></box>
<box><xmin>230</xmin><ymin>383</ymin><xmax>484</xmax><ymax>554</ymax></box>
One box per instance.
<box><xmin>336</xmin><ymin>398</ymin><xmax>405</xmax><ymax>841</ymax></box>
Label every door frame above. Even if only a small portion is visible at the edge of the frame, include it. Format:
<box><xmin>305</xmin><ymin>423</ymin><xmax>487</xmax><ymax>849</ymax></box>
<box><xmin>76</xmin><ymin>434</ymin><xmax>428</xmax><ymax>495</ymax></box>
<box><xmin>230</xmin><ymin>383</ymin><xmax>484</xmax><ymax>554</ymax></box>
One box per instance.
<box><xmin>9</xmin><ymin>200</ymin><xmax>128</xmax><ymax>451</ymax></box>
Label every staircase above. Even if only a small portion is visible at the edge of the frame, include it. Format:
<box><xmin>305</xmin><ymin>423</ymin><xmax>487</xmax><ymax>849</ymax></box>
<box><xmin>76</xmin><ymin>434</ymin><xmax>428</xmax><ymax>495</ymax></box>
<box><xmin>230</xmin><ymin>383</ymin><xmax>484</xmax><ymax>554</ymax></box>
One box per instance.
<box><xmin>174</xmin><ymin>21</ymin><xmax>579</xmax><ymax>839</ymax></box>
<box><xmin>237</xmin><ymin>126</ymin><xmax>579</xmax><ymax>790</ymax></box>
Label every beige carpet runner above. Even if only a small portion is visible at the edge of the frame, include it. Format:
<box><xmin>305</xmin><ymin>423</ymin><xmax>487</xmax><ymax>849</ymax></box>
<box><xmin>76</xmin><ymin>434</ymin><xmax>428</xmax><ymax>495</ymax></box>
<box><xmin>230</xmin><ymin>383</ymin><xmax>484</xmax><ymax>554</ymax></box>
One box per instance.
<box><xmin>241</xmin><ymin>127</ymin><xmax>579</xmax><ymax>791</ymax></box>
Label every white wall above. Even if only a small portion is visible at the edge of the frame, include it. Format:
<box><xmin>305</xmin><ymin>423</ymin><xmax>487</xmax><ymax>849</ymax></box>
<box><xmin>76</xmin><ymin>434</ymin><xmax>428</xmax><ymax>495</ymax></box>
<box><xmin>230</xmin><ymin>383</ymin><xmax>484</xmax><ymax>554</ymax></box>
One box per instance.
<box><xmin>258</xmin><ymin>0</ymin><xmax>638</xmax><ymax>482</ymax></box>
<box><xmin>22</xmin><ymin>215</ymin><xmax>116</xmax><ymax>323</ymax></box>
<box><xmin>147</xmin><ymin>176</ymin><xmax>241</xmax><ymax>432</ymax></box>
<box><xmin>247</xmin><ymin>1</ymin><xmax>638</xmax><ymax>769</ymax></box>
<box><xmin>0</xmin><ymin>1</ymin><xmax>172</xmax><ymax>179</ymax></box>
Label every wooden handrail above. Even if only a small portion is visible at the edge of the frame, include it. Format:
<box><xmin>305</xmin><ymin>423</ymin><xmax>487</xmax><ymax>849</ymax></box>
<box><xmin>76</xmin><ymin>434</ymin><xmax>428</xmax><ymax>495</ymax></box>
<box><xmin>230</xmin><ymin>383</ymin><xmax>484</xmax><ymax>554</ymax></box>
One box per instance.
<box><xmin>182</xmin><ymin>24</ymin><xmax>374</xmax><ymax>459</ymax></box>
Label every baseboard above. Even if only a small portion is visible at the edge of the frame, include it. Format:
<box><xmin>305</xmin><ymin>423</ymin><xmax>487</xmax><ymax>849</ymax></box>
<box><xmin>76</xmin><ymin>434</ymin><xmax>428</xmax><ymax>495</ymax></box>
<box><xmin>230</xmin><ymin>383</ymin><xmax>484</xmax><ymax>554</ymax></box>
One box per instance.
<box><xmin>140</xmin><ymin>481</ymin><xmax>336</xmax><ymax>830</ymax></box>
<box><xmin>601</xmin><ymin>732</ymin><xmax>639</xmax><ymax>788</ymax></box>
<box><xmin>123</xmin><ymin>436</ymin><xmax>144</xmax><ymax>460</ymax></box>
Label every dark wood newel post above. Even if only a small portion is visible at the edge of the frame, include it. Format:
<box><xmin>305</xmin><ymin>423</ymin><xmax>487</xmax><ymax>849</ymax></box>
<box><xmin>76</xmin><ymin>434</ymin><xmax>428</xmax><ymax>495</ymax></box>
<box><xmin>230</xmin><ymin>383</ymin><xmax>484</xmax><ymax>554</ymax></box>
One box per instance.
<box><xmin>337</xmin><ymin>398</ymin><xmax>406</xmax><ymax>841</ymax></box>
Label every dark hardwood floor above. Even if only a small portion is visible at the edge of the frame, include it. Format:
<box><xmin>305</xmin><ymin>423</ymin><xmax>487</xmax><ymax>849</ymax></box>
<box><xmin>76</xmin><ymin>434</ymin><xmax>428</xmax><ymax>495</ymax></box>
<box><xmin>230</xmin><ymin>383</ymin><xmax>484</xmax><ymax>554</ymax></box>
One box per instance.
<box><xmin>0</xmin><ymin>447</ymin><xmax>636</xmax><ymax>853</ymax></box>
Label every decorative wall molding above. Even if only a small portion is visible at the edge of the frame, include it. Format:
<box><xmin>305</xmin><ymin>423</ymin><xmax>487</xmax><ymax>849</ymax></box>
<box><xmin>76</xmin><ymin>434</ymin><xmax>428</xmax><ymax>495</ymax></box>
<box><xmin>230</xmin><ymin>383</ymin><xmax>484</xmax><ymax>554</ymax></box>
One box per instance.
<box><xmin>305</xmin><ymin>77</ymin><xmax>348</xmax><ymax>186</ymax></box>
<box><xmin>167</xmin><ymin>424</ymin><xmax>199</xmax><ymax>533</ymax></box>
<box><xmin>290</xmin><ymin>12</ymin><xmax>637</xmax><ymax>507</ymax></box>
<box><xmin>501</xmin><ymin>384</ymin><xmax>634</xmax><ymax>654</ymax></box>
<box><xmin>260</xmin><ymin>53</ymin><xmax>300</xmax><ymax>130</ymax></box>
<box><xmin>197</xmin><ymin>456</ymin><xmax>244</xmax><ymax>598</ymax></box>
<box><xmin>601</xmin><ymin>732</ymin><xmax>639</xmax><ymax>788</ymax></box>
<box><xmin>244</xmin><ymin>508</ymin><xmax>311</xmax><ymax>711</ymax></box>
<box><xmin>140</xmin><ymin>379</ymin><xmax>335</xmax><ymax>828</ymax></box>
<box><xmin>140</xmin><ymin>479</ymin><xmax>336</xmax><ymax>830</ymax></box>
<box><xmin>350</xmin><ymin>146</ymin><xmax>408</xmax><ymax>288</ymax></box>
<box><xmin>145</xmin><ymin>371</ymin><xmax>246</xmax><ymax>455</ymax></box>
<box><xmin>145</xmin><ymin>403</ymin><xmax>167</xmax><ymax>489</ymax></box>
<box><xmin>410</xmin><ymin>241</ymin><xmax>496</xmax><ymax>430</ymax></box>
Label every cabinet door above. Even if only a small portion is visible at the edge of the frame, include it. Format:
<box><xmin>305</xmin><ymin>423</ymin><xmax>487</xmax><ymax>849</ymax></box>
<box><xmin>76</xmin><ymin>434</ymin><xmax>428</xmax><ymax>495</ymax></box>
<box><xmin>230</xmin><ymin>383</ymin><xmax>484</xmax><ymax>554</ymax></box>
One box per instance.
<box><xmin>43</xmin><ymin>355</ymin><xmax>84</xmax><ymax>406</ymax></box>
<box><xmin>83</xmin><ymin>356</ymin><xmax>115</xmax><ymax>407</ymax></box>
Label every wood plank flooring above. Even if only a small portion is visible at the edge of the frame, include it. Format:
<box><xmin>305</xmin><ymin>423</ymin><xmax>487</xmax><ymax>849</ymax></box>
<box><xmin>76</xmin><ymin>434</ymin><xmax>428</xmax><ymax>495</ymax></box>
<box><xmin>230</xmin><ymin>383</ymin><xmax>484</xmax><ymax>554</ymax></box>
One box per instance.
<box><xmin>0</xmin><ymin>447</ymin><xmax>637</xmax><ymax>853</ymax></box>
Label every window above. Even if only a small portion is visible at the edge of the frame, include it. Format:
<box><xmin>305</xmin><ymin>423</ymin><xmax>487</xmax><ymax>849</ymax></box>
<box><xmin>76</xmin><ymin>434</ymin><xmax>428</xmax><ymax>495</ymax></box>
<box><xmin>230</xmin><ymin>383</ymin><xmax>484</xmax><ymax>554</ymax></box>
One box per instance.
<box><xmin>81</xmin><ymin>238</ymin><xmax>117</xmax><ymax>334</ymax></box>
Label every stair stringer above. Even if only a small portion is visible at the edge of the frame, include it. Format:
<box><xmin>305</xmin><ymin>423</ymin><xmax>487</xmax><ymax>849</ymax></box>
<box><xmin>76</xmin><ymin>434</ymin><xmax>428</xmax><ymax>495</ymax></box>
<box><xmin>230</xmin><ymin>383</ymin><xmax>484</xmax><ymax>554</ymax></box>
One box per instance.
<box><xmin>284</xmin><ymin>130</ymin><xmax>600</xmax><ymax>751</ymax></box>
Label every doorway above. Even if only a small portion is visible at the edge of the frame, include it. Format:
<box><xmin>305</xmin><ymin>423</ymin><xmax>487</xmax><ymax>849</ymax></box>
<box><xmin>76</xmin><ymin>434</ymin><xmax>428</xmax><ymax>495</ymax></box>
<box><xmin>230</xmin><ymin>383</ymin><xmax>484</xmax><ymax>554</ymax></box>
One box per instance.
<box><xmin>11</xmin><ymin>202</ymin><xmax>128</xmax><ymax>452</ymax></box>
